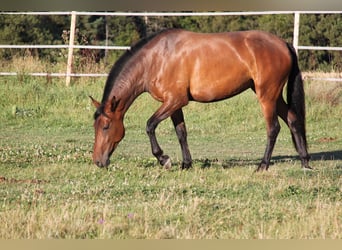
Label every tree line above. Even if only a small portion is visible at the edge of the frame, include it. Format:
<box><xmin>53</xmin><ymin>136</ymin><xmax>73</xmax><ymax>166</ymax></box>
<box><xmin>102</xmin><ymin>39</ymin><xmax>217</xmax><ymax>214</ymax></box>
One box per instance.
<box><xmin>0</xmin><ymin>13</ymin><xmax>341</xmax><ymax>71</ymax></box>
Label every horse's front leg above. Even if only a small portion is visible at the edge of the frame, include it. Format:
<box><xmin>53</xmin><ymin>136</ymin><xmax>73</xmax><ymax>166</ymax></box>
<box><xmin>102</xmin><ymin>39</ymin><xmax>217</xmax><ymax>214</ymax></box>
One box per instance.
<box><xmin>146</xmin><ymin>103</ymin><xmax>176</xmax><ymax>169</ymax></box>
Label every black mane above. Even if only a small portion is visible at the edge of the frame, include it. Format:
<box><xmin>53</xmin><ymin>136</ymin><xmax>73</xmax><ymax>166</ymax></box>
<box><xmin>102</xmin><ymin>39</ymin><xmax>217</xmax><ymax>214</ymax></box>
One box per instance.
<box><xmin>100</xmin><ymin>29</ymin><xmax>173</xmax><ymax>105</ymax></box>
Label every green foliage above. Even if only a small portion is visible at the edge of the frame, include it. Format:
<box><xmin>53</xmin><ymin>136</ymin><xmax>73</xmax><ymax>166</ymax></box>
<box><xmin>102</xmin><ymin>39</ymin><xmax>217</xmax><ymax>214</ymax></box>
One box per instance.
<box><xmin>299</xmin><ymin>14</ymin><xmax>342</xmax><ymax>71</ymax></box>
<box><xmin>257</xmin><ymin>14</ymin><xmax>293</xmax><ymax>40</ymax></box>
<box><xmin>0</xmin><ymin>14</ymin><xmax>69</xmax><ymax>60</ymax></box>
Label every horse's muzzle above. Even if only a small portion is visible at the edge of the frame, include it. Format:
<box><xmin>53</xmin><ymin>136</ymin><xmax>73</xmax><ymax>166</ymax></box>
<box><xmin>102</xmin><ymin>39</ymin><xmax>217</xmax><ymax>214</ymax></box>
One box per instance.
<box><xmin>94</xmin><ymin>158</ymin><xmax>110</xmax><ymax>168</ymax></box>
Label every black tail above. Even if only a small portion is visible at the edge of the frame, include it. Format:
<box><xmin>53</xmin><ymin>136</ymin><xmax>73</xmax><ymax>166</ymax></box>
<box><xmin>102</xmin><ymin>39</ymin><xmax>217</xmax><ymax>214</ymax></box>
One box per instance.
<box><xmin>286</xmin><ymin>43</ymin><xmax>307</xmax><ymax>149</ymax></box>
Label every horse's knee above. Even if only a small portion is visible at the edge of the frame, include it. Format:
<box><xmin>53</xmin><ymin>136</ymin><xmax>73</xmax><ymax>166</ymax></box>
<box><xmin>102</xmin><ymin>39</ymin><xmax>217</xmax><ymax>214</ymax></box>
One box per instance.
<box><xmin>287</xmin><ymin>111</ymin><xmax>299</xmax><ymax>131</ymax></box>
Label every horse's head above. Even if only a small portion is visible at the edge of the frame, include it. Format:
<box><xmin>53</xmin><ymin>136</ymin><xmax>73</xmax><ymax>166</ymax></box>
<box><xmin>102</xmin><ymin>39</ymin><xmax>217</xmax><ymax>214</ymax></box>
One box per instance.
<box><xmin>90</xmin><ymin>96</ymin><xmax>125</xmax><ymax>168</ymax></box>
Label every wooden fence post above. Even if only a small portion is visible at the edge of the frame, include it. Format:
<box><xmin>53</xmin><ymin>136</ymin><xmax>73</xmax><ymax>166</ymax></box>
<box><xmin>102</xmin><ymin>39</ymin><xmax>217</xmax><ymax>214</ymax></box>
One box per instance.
<box><xmin>66</xmin><ymin>11</ymin><xmax>77</xmax><ymax>86</ymax></box>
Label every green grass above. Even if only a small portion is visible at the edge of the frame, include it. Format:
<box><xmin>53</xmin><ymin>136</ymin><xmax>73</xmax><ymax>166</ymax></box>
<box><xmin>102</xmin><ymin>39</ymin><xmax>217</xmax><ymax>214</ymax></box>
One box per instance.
<box><xmin>0</xmin><ymin>75</ymin><xmax>341</xmax><ymax>239</ymax></box>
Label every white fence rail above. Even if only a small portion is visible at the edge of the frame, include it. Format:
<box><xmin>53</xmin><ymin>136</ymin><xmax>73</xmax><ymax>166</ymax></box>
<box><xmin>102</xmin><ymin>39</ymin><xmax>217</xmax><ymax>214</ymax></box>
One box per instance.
<box><xmin>1</xmin><ymin>11</ymin><xmax>342</xmax><ymax>85</ymax></box>
<box><xmin>0</xmin><ymin>45</ymin><xmax>131</xmax><ymax>50</ymax></box>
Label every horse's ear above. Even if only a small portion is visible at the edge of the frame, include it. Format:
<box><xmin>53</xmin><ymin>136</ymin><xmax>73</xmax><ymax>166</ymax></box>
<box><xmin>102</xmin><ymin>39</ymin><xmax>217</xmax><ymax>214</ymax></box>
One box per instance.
<box><xmin>89</xmin><ymin>96</ymin><xmax>101</xmax><ymax>109</ymax></box>
<box><xmin>103</xmin><ymin>96</ymin><xmax>120</xmax><ymax>114</ymax></box>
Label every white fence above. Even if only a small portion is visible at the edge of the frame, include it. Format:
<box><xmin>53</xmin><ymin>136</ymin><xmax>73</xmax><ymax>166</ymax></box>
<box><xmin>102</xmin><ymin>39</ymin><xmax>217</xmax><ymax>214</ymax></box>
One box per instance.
<box><xmin>1</xmin><ymin>11</ymin><xmax>342</xmax><ymax>85</ymax></box>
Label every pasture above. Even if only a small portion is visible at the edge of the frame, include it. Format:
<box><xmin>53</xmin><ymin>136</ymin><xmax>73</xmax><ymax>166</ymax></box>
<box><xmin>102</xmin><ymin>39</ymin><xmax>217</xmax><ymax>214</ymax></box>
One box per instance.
<box><xmin>0</xmin><ymin>74</ymin><xmax>341</xmax><ymax>239</ymax></box>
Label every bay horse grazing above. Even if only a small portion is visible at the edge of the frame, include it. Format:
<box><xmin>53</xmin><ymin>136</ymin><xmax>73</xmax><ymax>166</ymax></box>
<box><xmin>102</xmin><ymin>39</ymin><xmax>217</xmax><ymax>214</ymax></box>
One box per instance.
<box><xmin>90</xmin><ymin>29</ymin><xmax>311</xmax><ymax>171</ymax></box>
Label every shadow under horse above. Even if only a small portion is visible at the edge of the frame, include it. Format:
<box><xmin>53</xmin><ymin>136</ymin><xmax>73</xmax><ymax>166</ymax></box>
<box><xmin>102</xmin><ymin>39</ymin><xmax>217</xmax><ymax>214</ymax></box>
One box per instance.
<box><xmin>197</xmin><ymin>150</ymin><xmax>342</xmax><ymax>169</ymax></box>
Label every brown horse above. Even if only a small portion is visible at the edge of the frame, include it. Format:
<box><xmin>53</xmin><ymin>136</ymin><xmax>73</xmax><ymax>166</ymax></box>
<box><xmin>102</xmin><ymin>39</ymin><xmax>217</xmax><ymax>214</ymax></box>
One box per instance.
<box><xmin>90</xmin><ymin>29</ymin><xmax>311</xmax><ymax>171</ymax></box>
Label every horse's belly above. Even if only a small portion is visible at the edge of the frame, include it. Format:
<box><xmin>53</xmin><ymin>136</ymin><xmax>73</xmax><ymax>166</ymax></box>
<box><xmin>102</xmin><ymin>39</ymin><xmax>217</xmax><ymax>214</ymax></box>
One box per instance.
<box><xmin>189</xmin><ymin>77</ymin><xmax>252</xmax><ymax>102</ymax></box>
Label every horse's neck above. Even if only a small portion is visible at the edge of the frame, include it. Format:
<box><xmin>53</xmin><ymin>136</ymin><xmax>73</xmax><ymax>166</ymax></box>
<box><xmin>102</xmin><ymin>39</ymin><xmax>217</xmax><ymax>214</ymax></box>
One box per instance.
<box><xmin>111</xmin><ymin>53</ymin><xmax>147</xmax><ymax>115</ymax></box>
<box><xmin>112</xmin><ymin>77</ymin><xmax>144</xmax><ymax>115</ymax></box>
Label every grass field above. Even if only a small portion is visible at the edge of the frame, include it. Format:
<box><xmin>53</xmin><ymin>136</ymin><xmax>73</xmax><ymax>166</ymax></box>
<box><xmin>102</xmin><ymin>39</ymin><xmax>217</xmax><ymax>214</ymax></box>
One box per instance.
<box><xmin>0</xmin><ymin>73</ymin><xmax>341</xmax><ymax>239</ymax></box>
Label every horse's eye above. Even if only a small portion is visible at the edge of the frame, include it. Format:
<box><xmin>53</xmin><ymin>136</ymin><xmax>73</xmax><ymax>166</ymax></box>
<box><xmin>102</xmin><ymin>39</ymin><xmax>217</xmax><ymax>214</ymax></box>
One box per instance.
<box><xmin>103</xmin><ymin>123</ymin><xmax>110</xmax><ymax>131</ymax></box>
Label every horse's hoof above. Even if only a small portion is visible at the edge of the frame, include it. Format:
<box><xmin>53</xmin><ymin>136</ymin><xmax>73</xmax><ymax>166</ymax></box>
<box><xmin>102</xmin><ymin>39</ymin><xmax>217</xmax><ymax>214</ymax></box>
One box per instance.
<box><xmin>255</xmin><ymin>162</ymin><xmax>268</xmax><ymax>172</ymax></box>
<box><xmin>159</xmin><ymin>155</ymin><xmax>171</xmax><ymax>169</ymax></box>
<box><xmin>303</xmin><ymin>166</ymin><xmax>314</xmax><ymax>171</ymax></box>
<box><xmin>181</xmin><ymin>161</ymin><xmax>192</xmax><ymax>170</ymax></box>
<box><xmin>163</xmin><ymin>157</ymin><xmax>172</xmax><ymax>170</ymax></box>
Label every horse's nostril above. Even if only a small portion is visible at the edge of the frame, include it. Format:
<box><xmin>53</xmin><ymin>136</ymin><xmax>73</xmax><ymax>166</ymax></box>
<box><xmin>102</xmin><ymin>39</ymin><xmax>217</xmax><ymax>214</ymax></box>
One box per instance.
<box><xmin>105</xmin><ymin>159</ymin><xmax>110</xmax><ymax>167</ymax></box>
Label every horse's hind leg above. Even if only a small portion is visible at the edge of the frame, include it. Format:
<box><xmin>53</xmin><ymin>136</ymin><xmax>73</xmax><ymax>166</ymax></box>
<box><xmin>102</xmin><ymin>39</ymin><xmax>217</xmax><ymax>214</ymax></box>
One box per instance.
<box><xmin>276</xmin><ymin>97</ymin><xmax>311</xmax><ymax>169</ymax></box>
<box><xmin>257</xmin><ymin>101</ymin><xmax>281</xmax><ymax>171</ymax></box>
<box><xmin>171</xmin><ymin>109</ymin><xmax>192</xmax><ymax>169</ymax></box>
